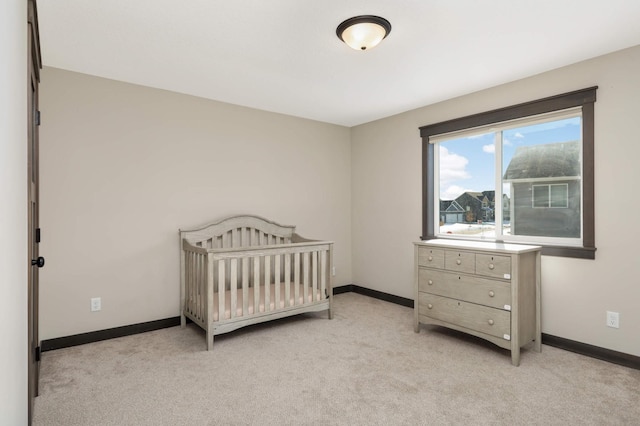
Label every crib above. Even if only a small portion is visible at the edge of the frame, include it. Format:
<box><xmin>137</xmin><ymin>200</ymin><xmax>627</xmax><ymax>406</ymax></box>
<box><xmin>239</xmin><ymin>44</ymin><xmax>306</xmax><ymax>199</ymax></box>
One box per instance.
<box><xmin>180</xmin><ymin>215</ymin><xmax>334</xmax><ymax>350</ymax></box>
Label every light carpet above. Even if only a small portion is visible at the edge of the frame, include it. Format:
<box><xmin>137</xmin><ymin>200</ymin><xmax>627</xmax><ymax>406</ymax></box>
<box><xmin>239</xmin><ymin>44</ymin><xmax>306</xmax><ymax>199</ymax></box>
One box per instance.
<box><xmin>33</xmin><ymin>293</ymin><xmax>640</xmax><ymax>425</ymax></box>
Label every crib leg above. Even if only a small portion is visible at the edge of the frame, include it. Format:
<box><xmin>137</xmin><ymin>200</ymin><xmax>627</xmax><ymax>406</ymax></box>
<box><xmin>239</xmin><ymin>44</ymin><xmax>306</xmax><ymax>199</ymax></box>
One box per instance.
<box><xmin>328</xmin><ymin>307</ymin><xmax>333</xmax><ymax>320</ymax></box>
<box><xmin>180</xmin><ymin>312</ymin><xmax>186</xmax><ymax>329</ymax></box>
<box><xmin>207</xmin><ymin>331</ymin><xmax>214</xmax><ymax>351</ymax></box>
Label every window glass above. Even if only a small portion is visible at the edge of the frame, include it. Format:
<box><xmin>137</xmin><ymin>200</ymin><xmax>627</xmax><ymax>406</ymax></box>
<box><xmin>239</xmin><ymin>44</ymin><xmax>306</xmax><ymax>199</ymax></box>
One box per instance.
<box><xmin>435</xmin><ymin>113</ymin><xmax>582</xmax><ymax>244</ymax></box>
<box><xmin>550</xmin><ymin>184</ymin><xmax>569</xmax><ymax>208</ymax></box>
<box><xmin>532</xmin><ymin>185</ymin><xmax>550</xmax><ymax>208</ymax></box>
<box><xmin>438</xmin><ymin>133</ymin><xmax>495</xmax><ymax>237</ymax></box>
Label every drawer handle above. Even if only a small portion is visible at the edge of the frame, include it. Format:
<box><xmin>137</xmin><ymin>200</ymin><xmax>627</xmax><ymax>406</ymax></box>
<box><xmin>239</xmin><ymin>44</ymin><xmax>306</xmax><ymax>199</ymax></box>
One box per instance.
<box><xmin>488</xmin><ymin>263</ymin><xmax>495</xmax><ymax>270</ymax></box>
<box><xmin>488</xmin><ymin>319</ymin><xmax>494</xmax><ymax>326</ymax></box>
<box><xmin>427</xmin><ymin>304</ymin><xmax>433</xmax><ymax>309</ymax></box>
<box><xmin>428</xmin><ymin>255</ymin><xmax>433</xmax><ymax>261</ymax></box>
<box><xmin>456</xmin><ymin>259</ymin><xmax>462</xmax><ymax>265</ymax></box>
<box><xmin>428</xmin><ymin>279</ymin><xmax>433</xmax><ymax>285</ymax></box>
<box><xmin>488</xmin><ymin>291</ymin><xmax>495</xmax><ymax>297</ymax></box>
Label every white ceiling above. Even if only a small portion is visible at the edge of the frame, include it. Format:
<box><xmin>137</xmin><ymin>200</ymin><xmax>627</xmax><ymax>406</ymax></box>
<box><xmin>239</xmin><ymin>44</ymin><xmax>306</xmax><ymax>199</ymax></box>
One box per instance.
<box><xmin>37</xmin><ymin>0</ymin><xmax>640</xmax><ymax>127</ymax></box>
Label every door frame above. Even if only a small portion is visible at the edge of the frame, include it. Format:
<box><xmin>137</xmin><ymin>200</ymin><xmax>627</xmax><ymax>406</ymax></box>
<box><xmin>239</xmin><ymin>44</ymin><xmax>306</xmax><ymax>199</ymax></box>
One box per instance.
<box><xmin>27</xmin><ymin>0</ymin><xmax>42</xmax><ymax>424</ymax></box>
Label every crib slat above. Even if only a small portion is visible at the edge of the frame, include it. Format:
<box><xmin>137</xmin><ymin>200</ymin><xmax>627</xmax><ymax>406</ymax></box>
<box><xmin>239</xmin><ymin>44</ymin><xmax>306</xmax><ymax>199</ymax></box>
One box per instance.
<box><xmin>201</xmin><ymin>253</ymin><xmax>206</xmax><ymax>320</ymax></box>
<box><xmin>191</xmin><ymin>253</ymin><xmax>196</xmax><ymax>318</ymax></box>
<box><xmin>197</xmin><ymin>253</ymin><xmax>201</xmax><ymax>319</ymax></box>
<box><xmin>232</xmin><ymin>228</ymin><xmax>239</xmax><ymax>248</ymax></box>
<box><xmin>320</xmin><ymin>250</ymin><xmax>327</xmax><ymax>302</ymax></box>
<box><xmin>242</xmin><ymin>257</ymin><xmax>249</xmax><ymax>316</ymax></box>
<box><xmin>264</xmin><ymin>255</ymin><xmax>271</xmax><ymax>312</ymax></box>
<box><xmin>184</xmin><ymin>251</ymin><xmax>188</xmax><ymax>314</ymax></box>
<box><xmin>274</xmin><ymin>255</ymin><xmax>281</xmax><ymax>310</ymax></box>
<box><xmin>190</xmin><ymin>252</ymin><xmax>194</xmax><ymax>318</ymax></box>
<box><xmin>303</xmin><ymin>252</ymin><xmax>309</xmax><ymax>304</ymax></box>
<box><xmin>194</xmin><ymin>252</ymin><xmax>199</xmax><ymax>319</ymax></box>
<box><xmin>189</xmin><ymin>252</ymin><xmax>194</xmax><ymax>317</ymax></box>
<box><xmin>207</xmin><ymin>254</ymin><xmax>214</xmax><ymax>326</ymax></box>
<box><xmin>253</xmin><ymin>255</ymin><xmax>260</xmax><ymax>314</ymax></box>
<box><xmin>185</xmin><ymin>251</ymin><xmax>191</xmax><ymax>316</ymax></box>
<box><xmin>230</xmin><ymin>258</ymin><xmax>238</xmax><ymax>319</ymax></box>
<box><xmin>194</xmin><ymin>254</ymin><xmax>199</xmax><ymax>318</ymax></box>
<box><xmin>218</xmin><ymin>259</ymin><xmax>225</xmax><ymax>320</ymax></box>
<box><xmin>294</xmin><ymin>252</ymin><xmax>300</xmax><ymax>305</ymax></box>
<box><xmin>284</xmin><ymin>253</ymin><xmax>291</xmax><ymax>307</ymax></box>
<box><xmin>312</xmin><ymin>251</ymin><xmax>318</xmax><ymax>302</ymax></box>
<box><xmin>203</xmin><ymin>253</ymin><xmax>208</xmax><ymax>319</ymax></box>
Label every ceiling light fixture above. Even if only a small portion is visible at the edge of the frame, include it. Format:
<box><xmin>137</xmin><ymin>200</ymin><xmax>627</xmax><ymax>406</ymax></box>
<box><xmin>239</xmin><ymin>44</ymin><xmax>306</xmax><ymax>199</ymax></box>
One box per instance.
<box><xmin>336</xmin><ymin>15</ymin><xmax>391</xmax><ymax>51</ymax></box>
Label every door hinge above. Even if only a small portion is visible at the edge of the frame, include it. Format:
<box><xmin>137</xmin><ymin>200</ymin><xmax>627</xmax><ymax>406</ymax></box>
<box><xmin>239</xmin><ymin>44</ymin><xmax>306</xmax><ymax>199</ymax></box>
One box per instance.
<box><xmin>35</xmin><ymin>346</ymin><xmax>41</xmax><ymax>362</ymax></box>
<box><xmin>36</xmin><ymin>110</ymin><xmax>41</xmax><ymax>126</ymax></box>
<box><xmin>36</xmin><ymin>228</ymin><xmax>41</xmax><ymax>243</ymax></box>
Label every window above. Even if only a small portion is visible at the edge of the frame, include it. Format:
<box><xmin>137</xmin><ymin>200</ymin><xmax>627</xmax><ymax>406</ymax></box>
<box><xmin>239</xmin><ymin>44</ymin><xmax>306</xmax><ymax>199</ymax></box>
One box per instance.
<box><xmin>420</xmin><ymin>87</ymin><xmax>597</xmax><ymax>259</ymax></box>
<box><xmin>533</xmin><ymin>184</ymin><xmax>568</xmax><ymax>208</ymax></box>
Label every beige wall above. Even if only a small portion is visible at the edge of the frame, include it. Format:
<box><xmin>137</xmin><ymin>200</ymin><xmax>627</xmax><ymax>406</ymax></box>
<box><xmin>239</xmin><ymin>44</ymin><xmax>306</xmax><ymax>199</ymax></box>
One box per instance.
<box><xmin>40</xmin><ymin>46</ymin><xmax>640</xmax><ymax>357</ymax></box>
<box><xmin>39</xmin><ymin>68</ymin><xmax>352</xmax><ymax>340</ymax></box>
<box><xmin>1</xmin><ymin>0</ymin><xmax>28</xmax><ymax>423</ymax></box>
<box><xmin>352</xmin><ymin>45</ymin><xmax>640</xmax><ymax>356</ymax></box>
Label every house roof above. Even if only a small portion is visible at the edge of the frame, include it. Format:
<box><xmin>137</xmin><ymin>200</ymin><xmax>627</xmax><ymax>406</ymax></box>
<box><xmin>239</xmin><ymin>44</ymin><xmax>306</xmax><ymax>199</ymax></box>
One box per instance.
<box><xmin>444</xmin><ymin>201</ymin><xmax>464</xmax><ymax>213</ymax></box>
<box><xmin>482</xmin><ymin>191</ymin><xmax>496</xmax><ymax>202</ymax></box>
<box><xmin>503</xmin><ymin>141</ymin><xmax>580</xmax><ymax>180</ymax></box>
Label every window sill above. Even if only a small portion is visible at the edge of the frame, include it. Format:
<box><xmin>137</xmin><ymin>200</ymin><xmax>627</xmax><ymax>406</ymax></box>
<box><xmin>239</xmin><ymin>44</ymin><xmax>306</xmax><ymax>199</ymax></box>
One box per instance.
<box><xmin>541</xmin><ymin>245</ymin><xmax>596</xmax><ymax>259</ymax></box>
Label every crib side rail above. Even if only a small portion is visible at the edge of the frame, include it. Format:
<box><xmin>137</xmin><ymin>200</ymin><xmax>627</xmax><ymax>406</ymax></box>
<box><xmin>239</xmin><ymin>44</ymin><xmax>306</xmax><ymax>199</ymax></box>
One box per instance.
<box><xmin>181</xmin><ymin>241</ymin><xmax>211</xmax><ymax>328</ymax></box>
<box><xmin>205</xmin><ymin>239</ymin><xmax>332</xmax><ymax>255</ymax></box>
<box><xmin>209</xmin><ymin>242</ymin><xmax>333</xmax><ymax>321</ymax></box>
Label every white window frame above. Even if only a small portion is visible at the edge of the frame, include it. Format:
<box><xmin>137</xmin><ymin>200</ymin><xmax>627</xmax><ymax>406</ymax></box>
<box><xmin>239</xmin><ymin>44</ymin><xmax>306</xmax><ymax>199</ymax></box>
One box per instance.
<box><xmin>431</xmin><ymin>108</ymin><xmax>583</xmax><ymax>247</ymax></box>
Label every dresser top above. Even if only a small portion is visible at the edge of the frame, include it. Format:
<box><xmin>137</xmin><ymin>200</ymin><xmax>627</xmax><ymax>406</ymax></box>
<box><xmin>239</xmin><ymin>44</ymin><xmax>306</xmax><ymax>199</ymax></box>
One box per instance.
<box><xmin>414</xmin><ymin>239</ymin><xmax>541</xmax><ymax>254</ymax></box>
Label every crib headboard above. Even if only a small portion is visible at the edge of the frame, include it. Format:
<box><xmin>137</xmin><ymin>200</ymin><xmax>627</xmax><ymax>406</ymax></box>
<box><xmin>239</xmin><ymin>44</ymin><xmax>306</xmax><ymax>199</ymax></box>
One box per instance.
<box><xmin>180</xmin><ymin>215</ymin><xmax>296</xmax><ymax>249</ymax></box>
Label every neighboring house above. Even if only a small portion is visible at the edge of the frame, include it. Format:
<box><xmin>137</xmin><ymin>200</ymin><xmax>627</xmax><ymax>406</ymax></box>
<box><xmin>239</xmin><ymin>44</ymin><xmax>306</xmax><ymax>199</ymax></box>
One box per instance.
<box><xmin>440</xmin><ymin>191</ymin><xmax>496</xmax><ymax>224</ymax></box>
<box><xmin>502</xmin><ymin>193</ymin><xmax>511</xmax><ymax>222</ymax></box>
<box><xmin>440</xmin><ymin>200</ymin><xmax>465</xmax><ymax>224</ymax></box>
<box><xmin>453</xmin><ymin>191</ymin><xmax>496</xmax><ymax>223</ymax></box>
<box><xmin>503</xmin><ymin>141</ymin><xmax>581</xmax><ymax>238</ymax></box>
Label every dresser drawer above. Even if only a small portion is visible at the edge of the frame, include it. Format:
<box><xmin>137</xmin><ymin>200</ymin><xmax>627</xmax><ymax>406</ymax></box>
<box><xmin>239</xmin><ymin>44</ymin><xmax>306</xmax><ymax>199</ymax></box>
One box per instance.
<box><xmin>476</xmin><ymin>254</ymin><xmax>511</xmax><ymax>279</ymax></box>
<box><xmin>418</xmin><ymin>268</ymin><xmax>511</xmax><ymax>310</ymax></box>
<box><xmin>444</xmin><ymin>250</ymin><xmax>475</xmax><ymax>274</ymax></box>
<box><xmin>417</xmin><ymin>247</ymin><xmax>444</xmax><ymax>269</ymax></box>
<box><xmin>419</xmin><ymin>293</ymin><xmax>511</xmax><ymax>340</ymax></box>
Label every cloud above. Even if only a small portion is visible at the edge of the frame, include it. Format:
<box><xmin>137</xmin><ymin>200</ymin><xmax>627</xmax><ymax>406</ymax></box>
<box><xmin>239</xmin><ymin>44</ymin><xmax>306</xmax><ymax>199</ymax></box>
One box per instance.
<box><xmin>515</xmin><ymin>132</ymin><xmax>524</xmax><ymax>138</ymax></box>
<box><xmin>439</xmin><ymin>146</ymin><xmax>473</xmax><ymax>200</ymax></box>
<box><xmin>439</xmin><ymin>146</ymin><xmax>470</xmax><ymax>184</ymax></box>
<box><xmin>482</xmin><ymin>144</ymin><xmax>495</xmax><ymax>153</ymax></box>
<box><xmin>441</xmin><ymin>184</ymin><xmax>474</xmax><ymax>200</ymax></box>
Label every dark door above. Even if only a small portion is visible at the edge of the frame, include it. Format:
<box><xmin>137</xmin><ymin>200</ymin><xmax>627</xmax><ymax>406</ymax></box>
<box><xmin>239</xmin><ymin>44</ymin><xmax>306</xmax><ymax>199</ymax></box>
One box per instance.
<box><xmin>28</xmin><ymin>1</ymin><xmax>43</xmax><ymax>423</ymax></box>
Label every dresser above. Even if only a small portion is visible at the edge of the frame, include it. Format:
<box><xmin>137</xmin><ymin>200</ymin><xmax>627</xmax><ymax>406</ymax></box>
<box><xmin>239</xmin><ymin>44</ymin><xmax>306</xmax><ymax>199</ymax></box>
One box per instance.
<box><xmin>414</xmin><ymin>239</ymin><xmax>541</xmax><ymax>366</ymax></box>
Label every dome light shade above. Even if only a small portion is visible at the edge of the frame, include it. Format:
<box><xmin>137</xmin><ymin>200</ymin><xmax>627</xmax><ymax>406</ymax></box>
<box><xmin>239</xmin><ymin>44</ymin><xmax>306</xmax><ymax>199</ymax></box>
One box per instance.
<box><xmin>337</xmin><ymin>15</ymin><xmax>391</xmax><ymax>51</ymax></box>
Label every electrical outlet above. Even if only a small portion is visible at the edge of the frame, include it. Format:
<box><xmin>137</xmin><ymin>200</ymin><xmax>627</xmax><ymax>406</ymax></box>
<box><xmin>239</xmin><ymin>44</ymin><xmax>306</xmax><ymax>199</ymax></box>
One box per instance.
<box><xmin>332</xmin><ymin>267</ymin><xmax>336</xmax><ymax>276</ymax></box>
<box><xmin>91</xmin><ymin>297</ymin><xmax>101</xmax><ymax>312</ymax></box>
<box><xmin>606</xmin><ymin>311</ymin><xmax>619</xmax><ymax>328</ymax></box>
